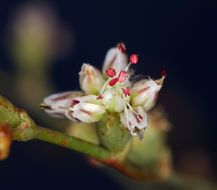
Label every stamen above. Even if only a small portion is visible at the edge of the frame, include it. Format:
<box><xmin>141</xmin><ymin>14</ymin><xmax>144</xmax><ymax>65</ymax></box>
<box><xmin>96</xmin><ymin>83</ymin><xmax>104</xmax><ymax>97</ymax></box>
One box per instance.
<box><xmin>138</xmin><ymin>115</ymin><xmax>143</xmax><ymax>121</ymax></box>
<box><xmin>118</xmin><ymin>71</ymin><xmax>127</xmax><ymax>82</ymax></box>
<box><xmin>126</xmin><ymin>103</ymin><xmax>142</xmax><ymax>121</ymax></box>
<box><xmin>97</xmin><ymin>95</ymin><xmax>103</xmax><ymax>100</ymax></box>
<box><xmin>109</xmin><ymin>77</ymin><xmax>118</xmax><ymax>86</ymax></box>
<box><xmin>118</xmin><ymin>43</ymin><xmax>126</xmax><ymax>53</ymax></box>
<box><xmin>99</xmin><ymin>79</ymin><xmax>110</xmax><ymax>95</ymax></box>
<box><xmin>73</xmin><ymin>99</ymin><xmax>80</xmax><ymax>104</ymax></box>
<box><xmin>122</xmin><ymin>87</ymin><xmax>130</xmax><ymax>97</ymax></box>
<box><xmin>130</xmin><ymin>54</ymin><xmax>138</xmax><ymax>64</ymax></box>
<box><xmin>160</xmin><ymin>69</ymin><xmax>167</xmax><ymax>77</ymax></box>
<box><xmin>106</xmin><ymin>68</ymin><xmax>116</xmax><ymax>77</ymax></box>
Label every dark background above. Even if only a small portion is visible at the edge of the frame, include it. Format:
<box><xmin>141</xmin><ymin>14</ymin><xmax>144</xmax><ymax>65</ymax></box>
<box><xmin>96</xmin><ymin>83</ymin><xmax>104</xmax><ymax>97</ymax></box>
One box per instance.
<box><xmin>0</xmin><ymin>0</ymin><xmax>217</xmax><ymax>189</ymax></box>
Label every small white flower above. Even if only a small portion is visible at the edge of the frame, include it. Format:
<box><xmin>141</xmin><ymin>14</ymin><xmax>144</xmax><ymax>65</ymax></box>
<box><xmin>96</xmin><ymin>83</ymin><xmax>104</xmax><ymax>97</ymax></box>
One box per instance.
<box><xmin>131</xmin><ymin>77</ymin><xmax>164</xmax><ymax>111</ymax></box>
<box><xmin>66</xmin><ymin>95</ymin><xmax>105</xmax><ymax>123</ymax></box>
<box><xmin>39</xmin><ymin>91</ymin><xmax>82</xmax><ymax>117</ymax></box>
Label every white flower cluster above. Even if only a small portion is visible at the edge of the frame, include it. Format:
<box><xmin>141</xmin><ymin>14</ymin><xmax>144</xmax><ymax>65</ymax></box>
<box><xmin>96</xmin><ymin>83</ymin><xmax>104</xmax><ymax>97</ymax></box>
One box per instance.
<box><xmin>40</xmin><ymin>43</ymin><xmax>165</xmax><ymax>138</ymax></box>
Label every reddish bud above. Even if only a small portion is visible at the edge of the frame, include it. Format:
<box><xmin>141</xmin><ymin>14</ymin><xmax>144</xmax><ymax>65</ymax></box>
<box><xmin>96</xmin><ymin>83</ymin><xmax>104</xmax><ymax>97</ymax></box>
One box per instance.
<box><xmin>106</xmin><ymin>68</ymin><xmax>116</xmax><ymax>78</ymax></box>
<box><xmin>118</xmin><ymin>71</ymin><xmax>127</xmax><ymax>82</ymax></box>
<box><xmin>118</xmin><ymin>43</ymin><xmax>126</xmax><ymax>53</ymax></box>
<box><xmin>122</xmin><ymin>87</ymin><xmax>130</xmax><ymax>97</ymax></box>
<box><xmin>138</xmin><ymin>114</ymin><xmax>143</xmax><ymax>121</ymax></box>
<box><xmin>109</xmin><ymin>78</ymin><xmax>118</xmax><ymax>86</ymax></box>
<box><xmin>73</xmin><ymin>99</ymin><xmax>80</xmax><ymax>104</ymax></box>
<box><xmin>130</xmin><ymin>54</ymin><xmax>138</xmax><ymax>64</ymax></box>
<box><xmin>160</xmin><ymin>69</ymin><xmax>167</xmax><ymax>77</ymax></box>
<box><xmin>97</xmin><ymin>95</ymin><xmax>103</xmax><ymax>100</ymax></box>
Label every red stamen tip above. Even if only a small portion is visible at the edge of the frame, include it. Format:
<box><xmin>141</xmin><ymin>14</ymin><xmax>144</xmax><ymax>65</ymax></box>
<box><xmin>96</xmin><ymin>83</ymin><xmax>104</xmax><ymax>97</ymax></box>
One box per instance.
<box><xmin>118</xmin><ymin>43</ymin><xmax>126</xmax><ymax>53</ymax></box>
<box><xmin>118</xmin><ymin>71</ymin><xmax>127</xmax><ymax>82</ymax></box>
<box><xmin>130</xmin><ymin>54</ymin><xmax>138</xmax><ymax>64</ymax></box>
<box><xmin>138</xmin><ymin>115</ymin><xmax>143</xmax><ymax>120</ymax></box>
<box><xmin>73</xmin><ymin>99</ymin><xmax>80</xmax><ymax>104</ymax></box>
<box><xmin>106</xmin><ymin>68</ymin><xmax>116</xmax><ymax>78</ymax></box>
<box><xmin>122</xmin><ymin>87</ymin><xmax>130</xmax><ymax>97</ymax></box>
<box><xmin>97</xmin><ymin>95</ymin><xmax>103</xmax><ymax>100</ymax></box>
<box><xmin>109</xmin><ymin>77</ymin><xmax>118</xmax><ymax>86</ymax></box>
<box><xmin>160</xmin><ymin>69</ymin><xmax>167</xmax><ymax>77</ymax></box>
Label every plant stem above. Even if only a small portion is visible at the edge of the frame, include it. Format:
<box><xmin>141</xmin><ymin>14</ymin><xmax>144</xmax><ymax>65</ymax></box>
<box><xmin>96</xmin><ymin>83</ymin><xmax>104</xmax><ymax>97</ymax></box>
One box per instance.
<box><xmin>35</xmin><ymin>126</ymin><xmax>112</xmax><ymax>160</ymax></box>
<box><xmin>13</xmin><ymin>124</ymin><xmax>112</xmax><ymax>160</ymax></box>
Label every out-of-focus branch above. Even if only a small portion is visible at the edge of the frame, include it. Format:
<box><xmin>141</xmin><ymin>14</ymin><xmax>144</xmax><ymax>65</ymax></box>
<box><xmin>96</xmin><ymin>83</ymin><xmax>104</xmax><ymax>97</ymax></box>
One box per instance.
<box><xmin>0</xmin><ymin>94</ymin><xmax>113</xmax><ymax>160</ymax></box>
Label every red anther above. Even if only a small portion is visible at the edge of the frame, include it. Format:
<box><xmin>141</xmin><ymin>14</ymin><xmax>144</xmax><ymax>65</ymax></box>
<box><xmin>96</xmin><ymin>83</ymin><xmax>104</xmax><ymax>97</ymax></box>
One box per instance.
<box><xmin>122</xmin><ymin>87</ymin><xmax>130</xmax><ymax>97</ymax></box>
<box><xmin>97</xmin><ymin>95</ymin><xmax>103</xmax><ymax>99</ymax></box>
<box><xmin>118</xmin><ymin>43</ymin><xmax>126</xmax><ymax>53</ymax></box>
<box><xmin>160</xmin><ymin>69</ymin><xmax>167</xmax><ymax>77</ymax></box>
<box><xmin>109</xmin><ymin>77</ymin><xmax>118</xmax><ymax>86</ymax></box>
<box><xmin>19</xmin><ymin>109</ymin><xmax>25</xmax><ymax>114</ymax></box>
<box><xmin>138</xmin><ymin>115</ymin><xmax>143</xmax><ymax>120</ymax></box>
<box><xmin>118</xmin><ymin>71</ymin><xmax>127</xmax><ymax>82</ymax></box>
<box><xmin>73</xmin><ymin>99</ymin><xmax>80</xmax><ymax>104</ymax></box>
<box><xmin>106</xmin><ymin>68</ymin><xmax>116</xmax><ymax>77</ymax></box>
<box><xmin>130</xmin><ymin>54</ymin><xmax>138</xmax><ymax>64</ymax></box>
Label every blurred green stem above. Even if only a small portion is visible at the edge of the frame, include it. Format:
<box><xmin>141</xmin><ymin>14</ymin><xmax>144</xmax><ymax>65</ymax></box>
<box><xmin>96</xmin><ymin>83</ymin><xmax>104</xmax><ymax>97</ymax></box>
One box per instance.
<box><xmin>12</xmin><ymin>123</ymin><xmax>112</xmax><ymax>160</ymax></box>
<box><xmin>34</xmin><ymin>126</ymin><xmax>112</xmax><ymax>160</ymax></box>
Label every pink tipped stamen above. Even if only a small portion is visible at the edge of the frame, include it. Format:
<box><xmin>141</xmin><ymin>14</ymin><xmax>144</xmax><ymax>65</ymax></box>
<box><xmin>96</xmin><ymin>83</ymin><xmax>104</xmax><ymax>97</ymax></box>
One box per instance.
<box><xmin>138</xmin><ymin>115</ymin><xmax>143</xmax><ymax>121</ymax></box>
<box><xmin>73</xmin><ymin>99</ymin><xmax>80</xmax><ymax>104</ymax></box>
<box><xmin>126</xmin><ymin>102</ymin><xmax>142</xmax><ymax>121</ymax></box>
<box><xmin>109</xmin><ymin>77</ymin><xmax>118</xmax><ymax>86</ymax></box>
<box><xmin>130</xmin><ymin>54</ymin><xmax>138</xmax><ymax>64</ymax></box>
<box><xmin>118</xmin><ymin>71</ymin><xmax>127</xmax><ymax>82</ymax></box>
<box><xmin>97</xmin><ymin>95</ymin><xmax>103</xmax><ymax>100</ymax></box>
<box><xmin>118</xmin><ymin>43</ymin><xmax>126</xmax><ymax>53</ymax></box>
<box><xmin>124</xmin><ymin>63</ymin><xmax>131</xmax><ymax>72</ymax></box>
<box><xmin>122</xmin><ymin>87</ymin><xmax>130</xmax><ymax>97</ymax></box>
<box><xmin>106</xmin><ymin>68</ymin><xmax>116</xmax><ymax>78</ymax></box>
<box><xmin>160</xmin><ymin>69</ymin><xmax>167</xmax><ymax>77</ymax></box>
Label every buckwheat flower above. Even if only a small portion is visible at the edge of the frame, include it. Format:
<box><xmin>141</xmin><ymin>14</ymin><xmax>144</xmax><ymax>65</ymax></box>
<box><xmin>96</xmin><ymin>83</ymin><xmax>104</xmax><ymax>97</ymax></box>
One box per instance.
<box><xmin>130</xmin><ymin>76</ymin><xmax>165</xmax><ymax>111</ymax></box>
<box><xmin>66</xmin><ymin>95</ymin><xmax>105</xmax><ymax>123</ymax></box>
<box><xmin>79</xmin><ymin>63</ymin><xmax>105</xmax><ymax>95</ymax></box>
<box><xmin>40</xmin><ymin>43</ymin><xmax>165</xmax><ymax>138</ymax></box>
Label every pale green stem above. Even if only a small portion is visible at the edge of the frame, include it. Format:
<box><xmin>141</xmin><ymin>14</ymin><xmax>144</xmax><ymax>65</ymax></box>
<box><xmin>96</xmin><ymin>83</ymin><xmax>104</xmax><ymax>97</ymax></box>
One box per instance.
<box><xmin>13</xmin><ymin>125</ymin><xmax>112</xmax><ymax>160</ymax></box>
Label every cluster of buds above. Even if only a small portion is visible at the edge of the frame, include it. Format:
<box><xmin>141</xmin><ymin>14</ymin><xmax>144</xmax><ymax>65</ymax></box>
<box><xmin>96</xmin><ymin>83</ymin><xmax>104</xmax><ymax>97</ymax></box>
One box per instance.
<box><xmin>40</xmin><ymin>43</ymin><xmax>166</xmax><ymax>138</ymax></box>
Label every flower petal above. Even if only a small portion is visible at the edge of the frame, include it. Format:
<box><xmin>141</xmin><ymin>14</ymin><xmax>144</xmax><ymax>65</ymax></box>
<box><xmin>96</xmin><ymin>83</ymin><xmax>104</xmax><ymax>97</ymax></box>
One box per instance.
<box><xmin>40</xmin><ymin>91</ymin><xmax>82</xmax><ymax>117</ymax></box>
<box><xmin>131</xmin><ymin>78</ymin><xmax>163</xmax><ymax>111</ymax></box>
<box><xmin>67</xmin><ymin>95</ymin><xmax>105</xmax><ymax>123</ymax></box>
<box><xmin>102</xmin><ymin>47</ymin><xmax>128</xmax><ymax>77</ymax></box>
<box><xmin>120</xmin><ymin>106</ymin><xmax>148</xmax><ymax>137</ymax></box>
<box><xmin>79</xmin><ymin>63</ymin><xmax>105</xmax><ymax>95</ymax></box>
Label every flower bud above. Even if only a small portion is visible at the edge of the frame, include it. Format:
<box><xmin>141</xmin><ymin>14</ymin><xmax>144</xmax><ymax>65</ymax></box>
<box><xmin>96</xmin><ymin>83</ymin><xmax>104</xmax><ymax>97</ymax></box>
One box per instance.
<box><xmin>102</xmin><ymin>47</ymin><xmax>128</xmax><ymax>77</ymax></box>
<box><xmin>79</xmin><ymin>63</ymin><xmax>105</xmax><ymax>95</ymax></box>
<box><xmin>120</xmin><ymin>106</ymin><xmax>147</xmax><ymax>137</ymax></box>
<box><xmin>0</xmin><ymin>124</ymin><xmax>12</xmax><ymax>160</ymax></box>
<box><xmin>130</xmin><ymin>77</ymin><xmax>164</xmax><ymax>111</ymax></box>
<box><xmin>39</xmin><ymin>91</ymin><xmax>82</xmax><ymax>117</ymax></box>
<box><xmin>66</xmin><ymin>95</ymin><xmax>105</xmax><ymax>123</ymax></box>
